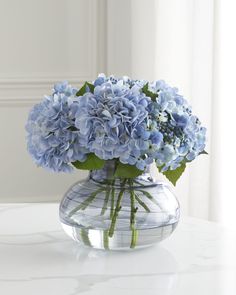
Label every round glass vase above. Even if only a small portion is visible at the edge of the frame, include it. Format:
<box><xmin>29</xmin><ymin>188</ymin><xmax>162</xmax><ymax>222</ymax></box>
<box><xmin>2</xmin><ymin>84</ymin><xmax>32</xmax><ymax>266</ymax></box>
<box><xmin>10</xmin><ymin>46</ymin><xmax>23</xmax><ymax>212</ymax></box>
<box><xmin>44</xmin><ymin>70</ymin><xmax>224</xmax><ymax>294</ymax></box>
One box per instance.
<box><xmin>59</xmin><ymin>161</ymin><xmax>180</xmax><ymax>250</ymax></box>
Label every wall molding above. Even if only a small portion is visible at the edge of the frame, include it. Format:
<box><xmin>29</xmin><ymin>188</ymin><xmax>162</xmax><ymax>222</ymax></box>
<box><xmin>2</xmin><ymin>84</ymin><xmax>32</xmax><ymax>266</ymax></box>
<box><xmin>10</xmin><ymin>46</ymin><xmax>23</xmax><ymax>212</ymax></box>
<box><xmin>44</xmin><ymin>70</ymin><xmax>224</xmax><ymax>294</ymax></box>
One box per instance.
<box><xmin>0</xmin><ymin>0</ymin><xmax>103</xmax><ymax>107</ymax></box>
<box><xmin>0</xmin><ymin>77</ymin><xmax>87</xmax><ymax>107</ymax></box>
<box><xmin>0</xmin><ymin>76</ymin><xmax>94</xmax><ymax>85</ymax></box>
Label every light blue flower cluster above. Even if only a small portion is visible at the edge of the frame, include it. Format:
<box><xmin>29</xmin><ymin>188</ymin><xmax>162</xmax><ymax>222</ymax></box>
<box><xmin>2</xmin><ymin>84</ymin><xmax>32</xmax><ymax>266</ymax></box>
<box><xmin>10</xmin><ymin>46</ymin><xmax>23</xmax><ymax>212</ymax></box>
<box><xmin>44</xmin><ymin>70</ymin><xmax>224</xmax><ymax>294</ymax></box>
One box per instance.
<box><xmin>90</xmin><ymin>74</ymin><xmax>206</xmax><ymax>171</ymax></box>
<box><xmin>26</xmin><ymin>74</ymin><xmax>206</xmax><ymax>172</ymax></box>
<box><xmin>75</xmin><ymin>81</ymin><xmax>152</xmax><ymax>170</ymax></box>
<box><xmin>94</xmin><ymin>73</ymin><xmax>147</xmax><ymax>89</ymax></box>
<box><xmin>26</xmin><ymin>81</ymin><xmax>88</xmax><ymax>172</ymax></box>
<box><xmin>147</xmin><ymin>80</ymin><xmax>206</xmax><ymax>171</ymax></box>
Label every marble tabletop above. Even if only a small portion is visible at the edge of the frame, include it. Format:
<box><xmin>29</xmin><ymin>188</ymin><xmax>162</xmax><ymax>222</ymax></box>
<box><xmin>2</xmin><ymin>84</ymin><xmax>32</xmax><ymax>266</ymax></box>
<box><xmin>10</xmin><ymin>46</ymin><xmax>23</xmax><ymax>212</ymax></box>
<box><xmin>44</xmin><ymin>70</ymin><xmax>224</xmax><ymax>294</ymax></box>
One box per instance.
<box><xmin>1</xmin><ymin>204</ymin><xmax>236</xmax><ymax>295</ymax></box>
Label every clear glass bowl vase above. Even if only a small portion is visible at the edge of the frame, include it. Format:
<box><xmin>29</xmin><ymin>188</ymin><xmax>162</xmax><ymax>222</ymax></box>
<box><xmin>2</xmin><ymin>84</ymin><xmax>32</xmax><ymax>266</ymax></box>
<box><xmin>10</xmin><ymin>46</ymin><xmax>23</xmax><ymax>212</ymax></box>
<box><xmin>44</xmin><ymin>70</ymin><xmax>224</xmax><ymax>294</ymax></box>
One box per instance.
<box><xmin>59</xmin><ymin>161</ymin><xmax>180</xmax><ymax>250</ymax></box>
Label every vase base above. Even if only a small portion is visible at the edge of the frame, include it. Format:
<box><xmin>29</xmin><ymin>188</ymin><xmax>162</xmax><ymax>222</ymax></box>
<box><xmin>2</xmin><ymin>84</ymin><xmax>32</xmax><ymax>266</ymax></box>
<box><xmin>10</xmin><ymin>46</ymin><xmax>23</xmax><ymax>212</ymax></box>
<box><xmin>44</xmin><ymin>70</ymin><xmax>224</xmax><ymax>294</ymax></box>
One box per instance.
<box><xmin>61</xmin><ymin>221</ymin><xmax>178</xmax><ymax>250</ymax></box>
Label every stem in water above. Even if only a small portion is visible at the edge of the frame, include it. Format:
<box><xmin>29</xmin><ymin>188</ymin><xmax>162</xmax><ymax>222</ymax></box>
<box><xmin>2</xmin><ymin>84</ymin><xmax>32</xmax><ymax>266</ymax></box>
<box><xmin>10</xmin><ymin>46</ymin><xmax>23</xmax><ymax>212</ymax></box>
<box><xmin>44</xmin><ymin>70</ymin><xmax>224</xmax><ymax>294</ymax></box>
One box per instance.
<box><xmin>108</xmin><ymin>179</ymin><xmax>127</xmax><ymax>237</ymax></box>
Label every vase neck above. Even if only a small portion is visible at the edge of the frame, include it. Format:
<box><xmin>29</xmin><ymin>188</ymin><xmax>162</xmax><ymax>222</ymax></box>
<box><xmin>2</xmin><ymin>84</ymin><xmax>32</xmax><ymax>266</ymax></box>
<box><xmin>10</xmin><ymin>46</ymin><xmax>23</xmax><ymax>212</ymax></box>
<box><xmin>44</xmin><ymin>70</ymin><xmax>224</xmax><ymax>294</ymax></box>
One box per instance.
<box><xmin>89</xmin><ymin>160</ymin><xmax>154</xmax><ymax>185</ymax></box>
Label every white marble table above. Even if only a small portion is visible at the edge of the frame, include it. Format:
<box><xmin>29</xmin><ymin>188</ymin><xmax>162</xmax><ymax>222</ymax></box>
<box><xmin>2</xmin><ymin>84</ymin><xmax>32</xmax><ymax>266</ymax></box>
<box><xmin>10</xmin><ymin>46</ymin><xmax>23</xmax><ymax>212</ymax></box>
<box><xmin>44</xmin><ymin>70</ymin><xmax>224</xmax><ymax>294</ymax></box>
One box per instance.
<box><xmin>1</xmin><ymin>204</ymin><xmax>236</xmax><ymax>295</ymax></box>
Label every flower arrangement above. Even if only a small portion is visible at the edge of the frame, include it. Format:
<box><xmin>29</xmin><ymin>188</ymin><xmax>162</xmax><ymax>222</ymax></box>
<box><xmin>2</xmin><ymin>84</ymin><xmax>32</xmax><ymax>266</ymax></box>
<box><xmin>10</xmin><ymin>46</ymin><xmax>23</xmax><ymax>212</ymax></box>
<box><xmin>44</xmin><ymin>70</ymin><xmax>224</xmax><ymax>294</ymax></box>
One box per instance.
<box><xmin>26</xmin><ymin>74</ymin><xmax>207</xmax><ymax>249</ymax></box>
<box><xmin>26</xmin><ymin>73</ymin><xmax>206</xmax><ymax>186</ymax></box>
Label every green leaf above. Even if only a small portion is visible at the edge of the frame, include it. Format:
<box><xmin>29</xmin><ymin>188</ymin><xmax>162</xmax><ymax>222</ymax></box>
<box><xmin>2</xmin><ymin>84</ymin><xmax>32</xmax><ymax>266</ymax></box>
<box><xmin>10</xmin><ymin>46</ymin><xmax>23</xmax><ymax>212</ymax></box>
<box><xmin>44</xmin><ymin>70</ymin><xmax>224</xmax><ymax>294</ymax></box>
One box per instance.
<box><xmin>76</xmin><ymin>83</ymin><xmax>87</xmax><ymax>96</ymax></box>
<box><xmin>76</xmin><ymin>82</ymin><xmax>95</xmax><ymax>96</ymax></box>
<box><xmin>72</xmin><ymin>153</ymin><xmax>105</xmax><ymax>170</ymax></box>
<box><xmin>199</xmin><ymin>150</ymin><xmax>208</xmax><ymax>155</ymax></box>
<box><xmin>142</xmin><ymin>83</ymin><xmax>158</xmax><ymax>101</ymax></box>
<box><xmin>114</xmin><ymin>162</ymin><xmax>143</xmax><ymax>178</ymax></box>
<box><xmin>157</xmin><ymin>150</ymin><xmax>207</xmax><ymax>185</ymax></box>
<box><xmin>160</xmin><ymin>162</ymin><xmax>186</xmax><ymax>186</ymax></box>
<box><xmin>86</xmin><ymin>82</ymin><xmax>95</xmax><ymax>93</ymax></box>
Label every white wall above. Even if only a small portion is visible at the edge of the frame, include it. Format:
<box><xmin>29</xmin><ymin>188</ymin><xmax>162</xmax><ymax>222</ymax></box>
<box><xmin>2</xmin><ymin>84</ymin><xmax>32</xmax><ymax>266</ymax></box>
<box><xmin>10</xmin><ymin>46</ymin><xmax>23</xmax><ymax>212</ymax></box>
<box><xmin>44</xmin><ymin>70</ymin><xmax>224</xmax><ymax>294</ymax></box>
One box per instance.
<box><xmin>0</xmin><ymin>0</ymin><xmax>106</xmax><ymax>202</ymax></box>
<box><xmin>210</xmin><ymin>0</ymin><xmax>236</xmax><ymax>224</ymax></box>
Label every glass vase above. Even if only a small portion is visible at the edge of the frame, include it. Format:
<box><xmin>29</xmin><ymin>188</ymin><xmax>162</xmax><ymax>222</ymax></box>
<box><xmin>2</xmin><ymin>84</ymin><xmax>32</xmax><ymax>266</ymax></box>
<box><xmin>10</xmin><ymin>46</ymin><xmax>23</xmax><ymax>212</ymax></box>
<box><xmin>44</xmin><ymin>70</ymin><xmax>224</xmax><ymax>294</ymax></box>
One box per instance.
<box><xmin>59</xmin><ymin>161</ymin><xmax>180</xmax><ymax>250</ymax></box>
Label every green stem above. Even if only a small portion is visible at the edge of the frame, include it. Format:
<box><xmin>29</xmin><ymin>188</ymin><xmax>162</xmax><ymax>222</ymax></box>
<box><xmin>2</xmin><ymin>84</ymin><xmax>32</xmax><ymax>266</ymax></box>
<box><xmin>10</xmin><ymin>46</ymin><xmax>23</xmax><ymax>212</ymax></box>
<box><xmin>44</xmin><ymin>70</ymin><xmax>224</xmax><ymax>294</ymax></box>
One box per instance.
<box><xmin>129</xmin><ymin>181</ymin><xmax>138</xmax><ymax>248</ymax></box>
<box><xmin>137</xmin><ymin>189</ymin><xmax>164</xmax><ymax>211</ymax></box>
<box><xmin>80</xmin><ymin>228</ymin><xmax>92</xmax><ymax>247</ymax></box>
<box><xmin>110</xmin><ymin>182</ymin><xmax>115</xmax><ymax>219</ymax></box>
<box><xmin>68</xmin><ymin>187</ymin><xmax>104</xmax><ymax>217</ymax></box>
<box><xmin>136</xmin><ymin>189</ymin><xmax>159</xmax><ymax>206</ymax></box>
<box><xmin>131</xmin><ymin>229</ymin><xmax>139</xmax><ymax>249</ymax></box>
<box><xmin>103</xmin><ymin>230</ymin><xmax>109</xmax><ymax>250</ymax></box>
<box><xmin>108</xmin><ymin>179</ymin><xmax>127</xmax><ymax>237</ymax></box>
<box><xmin>101</xmin><ymin>187</ymin><xmax>111</xmax><ymax>216</ymax></box>
<box><xmin>130</xmin><ymin>189</ymin><xmax>136</xmax><ymax>228</ymax></box>
<box><xmin>135</xmin><ymin>193</ymin><xmax>151</xmax><ymax>212</ymax></box>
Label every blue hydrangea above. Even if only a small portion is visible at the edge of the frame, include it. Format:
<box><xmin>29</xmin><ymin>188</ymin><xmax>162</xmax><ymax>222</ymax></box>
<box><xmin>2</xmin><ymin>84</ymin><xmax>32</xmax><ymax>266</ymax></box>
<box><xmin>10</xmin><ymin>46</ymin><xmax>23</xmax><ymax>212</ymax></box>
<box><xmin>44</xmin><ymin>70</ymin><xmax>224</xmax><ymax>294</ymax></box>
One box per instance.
<box><xmin>91</xmin><ymin>75</ymin><xmax>206</xmax><ymax>171</ymax></box>
<box><xmin>147</xmin><ymin>80</ymin><xmax>206</xmax><ymax>171</ymax></box>
<box><xmin>75</xmin><ymin>81</ymin><xmax>151</xmax><ymax>169</ymax></box>
<box><xmin>94</xmin><ymin>73</ymin><xmax>147</xmax><ymax>89</ymax></box>
<box><xmin>26</xmin><ymin>74</ymin><xmax>206</xmax><ymax>173</ymax></box>
<box><xmin>26</xmin><ymin>81</ymin><xmax>88</xmax><ymax>172</ymax></box>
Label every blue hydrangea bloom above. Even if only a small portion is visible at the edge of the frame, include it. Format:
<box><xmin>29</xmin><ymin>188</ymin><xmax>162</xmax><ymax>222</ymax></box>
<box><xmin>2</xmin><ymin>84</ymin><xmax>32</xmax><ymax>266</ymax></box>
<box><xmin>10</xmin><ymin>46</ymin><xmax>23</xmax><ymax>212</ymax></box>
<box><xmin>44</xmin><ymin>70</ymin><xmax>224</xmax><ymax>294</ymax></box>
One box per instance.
<box><xmin>75</xmin><ymin>81</ymin><xmax>151</xmax><ymax>169</ymax></box>
<box><xmin>26</xmin><ymin>74</ymin><xmax>206</xmax><ymax>173</ymax></box>
<box><xmin>26</xmin><ymin>82</ymin><xmax>88</xmax><ymax>172</ymax></box>
<box><xmin>147</xmin><ymin>79</ymin><xmax>206</xmax><ymax>171</ymax></box>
